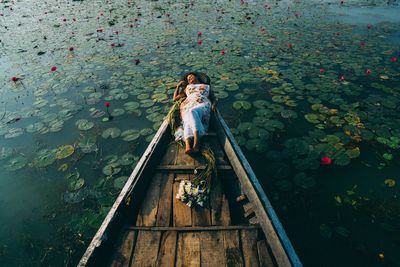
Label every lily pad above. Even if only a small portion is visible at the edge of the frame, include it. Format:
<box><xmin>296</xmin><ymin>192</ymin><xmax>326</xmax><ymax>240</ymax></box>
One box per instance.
<box><xmin>121</xmin><ymin>129</ymin><xmax>140</xmax><ymax>141</ymax></box>
<box><xmin>78</xmin><ymin>136</ymin><xmax>98</xmax><ymax>153</ymax></box>
<box><xmin>102</xmin><ymin>128</ymin><xmax>121</xmax><ymax>139</ymax></box>
<box><xmin>118</xmin><ymin>153</ymin><xmax>136</xmax><ymax>165</ymax></box>
<box><xmin>5</xmin><ymin>156</ymin><xmax>27</xmax><ymax>171</ymax></box>
<box><xmin>114</xmin><ymin>176</ymin><xmax>129</xmax><ymax>189</ymax></box>
<box><xmin>56</xmin><ymin>145</ymin><xmax>75</xmax><ymax>159</ymax></box>
<box><xmin>384</xmin><ymin>179</ymin><xmax>395</xmax><ymax>187</ymax></box>
<box><xmin>0</xmin><ymin>147</ymin><xmax>13</xmax><ymax>160</ymax></box>
<box><xmin>33</xmin><ymin>149</ymin><xmax>57</xmax><ymax>168</ymax></box>
<box><xmin>102</xmin><ymin>163</ymin><xmax>121</xmax><ymax>176</ymax></box>
<box><xmin>232</xmin><ymin>101</ymin><xmax>252</xmax><ymax>110</ymax></box>
<box><xmin>68</xmin><ymin>178</ymin><xmax>85</xmax><ymax>191</ymax></box>
<box><xmin>75</xmin><ymin>119</ymin><xmax>94</xmax><ymax>131</ymax></box>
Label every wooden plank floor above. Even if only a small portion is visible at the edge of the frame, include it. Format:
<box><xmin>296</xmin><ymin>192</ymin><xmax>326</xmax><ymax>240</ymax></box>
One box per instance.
<box><xmin>110</xmin><ymin>137</ymin><xmax>276</xmax><ymax>267</ymax></box>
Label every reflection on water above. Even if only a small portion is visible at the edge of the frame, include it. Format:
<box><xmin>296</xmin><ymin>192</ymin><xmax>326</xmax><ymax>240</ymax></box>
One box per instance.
<box><xmin>0</xmin><ymin>0</ymin><xmax>399</xmax><ymax>266</ymax></box>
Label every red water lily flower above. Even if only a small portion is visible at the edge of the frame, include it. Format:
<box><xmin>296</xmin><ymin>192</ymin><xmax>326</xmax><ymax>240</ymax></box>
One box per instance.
<box><xmin>11</xmin><ymin>76</ymin><xmax>19</xmax><ymax>82</ymax></box>
<box><xmin>287</xmin><ymin>43</ymin><xmax>293</xmax><ymax>49</ymax></box>
<box><xmin>96</xmin><ymin>28</ymin><xmax>104</xmax><ymax>33</ymax></box>
<box><xmin>340</xmin><ymin>75</ymin><xmax>345</xmax><ymax>81</ymax></box>
<box><xmin>391</xmin><ymin>57</ymin><xmax>398</xmax><ymax>62</ymax></box>
<box><xmin>198</xmin><ymin>40</ymin><xmax>202</xmax><ymax>45</ymax></box>
<box><xmin>105</xmin><ymin>102</ymin><xmax>110</xmax><ymax>108</ymax></box>
<box><xmin>50</xmin><ymin>66</ymin><xmax>57</xmax><ymax>72</ymax></box>
<box><xmin>321</xmin><ymin>156</ymin><xmax>332</xmax><ymax>165</ymax></box>
<box><xmin>198</xmin><ymin>31</ymin><xmax>202</xmax><ymax>37</ymax></box>
<box><xmin>366</xmin><ymin>69</ymin><xmax>372</xmax><ymax>75</ymax></box>
<box><xmin>220</xmin><ymin>49</ymin><xmax>225</xmax><ymax>55</ymax></box>
<box><xmin>111</xmin><ymin>43</ymin><xmax>116</xmax><ymax>47</ymax></box>
<box><xmin>69</xmin><ymin>47</ymin><xmax>74</xmax><ymax>52</ymax></box>
<box><xmin>319</xmin><ymin>68</ymin><xmax>326</xmax><ymax>74</ymax></box>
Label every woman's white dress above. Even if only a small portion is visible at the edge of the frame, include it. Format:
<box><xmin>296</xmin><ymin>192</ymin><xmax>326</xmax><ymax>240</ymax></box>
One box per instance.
<box><xmin>180</xmin><ymin>84</ymin><xmax>211</xmax><ymax>141</ymax></box>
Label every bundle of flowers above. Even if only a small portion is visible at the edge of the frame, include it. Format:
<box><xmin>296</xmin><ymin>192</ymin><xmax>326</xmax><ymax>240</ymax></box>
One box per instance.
<box><xmin>176</xmin><ymin>147</ymin><xmax>216</xmax><ymax>207</ymax></box>
<box><xmin>176</xmin><ymin>180</ymin><xmax>208</xmax><ymax>207</ymax></box>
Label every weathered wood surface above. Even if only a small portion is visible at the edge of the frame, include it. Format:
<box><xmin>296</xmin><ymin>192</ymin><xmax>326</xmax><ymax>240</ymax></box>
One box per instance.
<box><xmin>176</xmin><ymin>232</ymin><xmax>201</xmax><ymax>267</ymax></box>
<box><xmin>126</xmin><ymin>225</ymin><xmax>260</xmax><ymax>231</ymax></box>
<box><xmin>110</xmin><ymin>230</ymin><xmax>137</xmax><ymax>267</ymax></box>
<box><xmin>135</xmin><ymin>173</ymin><xmax>162</xmax><ymax>226</ymax></box>
<box><xmin>210</xmin><ymin>174</ymin><xmax>231</xmax><ymax>226</ymax></box>
<box><xmin>257</xmin><ymin>240</ymin><xmax>275</xmax><ymax>267</ymax></box>
<box><xmin>130</xmin><ymin>231</ymin><xmax>161</xmax><ymax>267</ymax></box>
<box><xmin>156</xmin><ymin>173</ymin><xmax>174</xmax><ymax>226</ymax></box>
<box><xmin>190</xmin><ymin>174</ymin><xmax>211</xmax><ymax>226</ymax></box>
<box><xmin>155</xmin><ymin>231</ymin><xmax>178</xmax><ymax>267</ymax></box>
<box><xmin>200</xmin><ymin>231</ymin><xmax>226</xmax><ymax>266</ymax></box>
<box><xmin>223</xmin><ymin>230</ymin><xmax>244</xmax><ymax>267</ymax></box>
<box><xmin>241</xmin><ymin>229</ymin><xmax>260</xmax><ymax>267</ymax></box>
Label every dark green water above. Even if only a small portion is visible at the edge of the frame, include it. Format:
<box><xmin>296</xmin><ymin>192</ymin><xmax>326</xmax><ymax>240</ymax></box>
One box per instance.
<box><xmin>0</xmin><ymin>0</ymin><xmax>399</xmax><ymax>266</ymax></box>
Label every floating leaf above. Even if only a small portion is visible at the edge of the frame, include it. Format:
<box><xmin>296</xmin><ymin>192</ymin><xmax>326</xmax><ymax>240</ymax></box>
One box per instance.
<box><xmin>121</xmin><ymin>129</ymin><xmax>140</xmax><ymax>141</ymax></box>
<box><xmin>75</xmin><ymin>119</ymin><xmax>94</xmax><ymax>131</ymax></box>
<box><xmin>102</xmin><ymin>128</ymin><xmax>121</xmax><ymax>139</ymax></box>
<box><xmin>56</xmin><ymin>145</ymin><xmax>75</xmax><ymax>159</ymax></box>
<box><xmin>0</xmin><ymin>147</ymin><xmax>13</xmax><ymax>160</ymax></box>
<box><xmin>58</xmin><ymin>163</ymin><xmax>69</xmax><ymax>172</ymax></box>
<box><xmin>78</xmin><ymin>136</ymin><xmax>97</xmax><ymax>153</ymax></box>
<box><xmin>346</xmin><ymin>147</ymin><xmax>360</xmax><ymax>159</ymax></box>
<box><xmin>304</xmin><ymin>113</ymin><xmax>319</xmax><ymax>124</ymax></box>
<box><xmin>68</xmin><ymin>178</ymin><xmax>85</xmax><ymax>191</ymax></box>
<box><xmin>384</xmin><ymin>179</ymin><xmax>395</xmax><ymax>187</ymax></box>
<box><xmin>33</xmin><ymin>149</ymin><xmax>57</xmax><ymax>168</ymax></box>
<box><xmin>102</xmin><ymin>163</ymin><xmax>121</xmax><ymax>176</ymax></box>
<box><xmin>334</xmin><ymin>195</ymin><xmax>342</xmax><ymax>204</ymax></box>
<box><xmin>232</xmin><ymin>101</ymin><xmax>252</xmax><ymax>110</ymax></box>
<box><xmin>383</xmin><ymin>153</ymin><xmax>393</xmax><ymax>161</ymax></box>
<box><xmin>114</xmin><ymin>176</ymin><xmax>129</xmax><ymax>189</ymax></box>
<box><xmin>5</xmin><ymin>156</ymin><xmax>27</xmax><ymax>171</ymax></box>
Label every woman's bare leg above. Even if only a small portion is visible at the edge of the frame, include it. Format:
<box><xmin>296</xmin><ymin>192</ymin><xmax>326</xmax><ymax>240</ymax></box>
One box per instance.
<box><xmin>185</xmin><ymin>138</ymin><xmax>192</xmax><ymax>154</ymax></box>
<box><xmin>193</xmin><ymin>131</ymin><xmax>200</xmax><ymax>152</ymax></box>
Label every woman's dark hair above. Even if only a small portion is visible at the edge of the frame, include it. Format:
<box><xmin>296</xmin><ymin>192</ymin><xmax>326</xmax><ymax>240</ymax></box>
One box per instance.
<box><xmin>181</xmin><ymin>72</ymin><xmax>211</xmax><ymax>88</ymax></box>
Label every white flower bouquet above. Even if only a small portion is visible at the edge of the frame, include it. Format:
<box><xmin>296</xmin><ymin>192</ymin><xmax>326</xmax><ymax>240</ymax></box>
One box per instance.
<box><xmin>175</xmin><ymin>147</ymin><xmax>216</xmax><ymax>208</ymax></box>
<box><xmin>176</xmin><ymin>180</ymin><xmax>208</xmax><ymax>207</ymax></box>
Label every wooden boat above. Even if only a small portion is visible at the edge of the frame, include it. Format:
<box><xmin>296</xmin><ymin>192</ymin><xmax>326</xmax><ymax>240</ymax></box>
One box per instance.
<box><xmin>78</xmin><ymin>108</ymin><xmax>302</xmax><ymax>267</ymax></box>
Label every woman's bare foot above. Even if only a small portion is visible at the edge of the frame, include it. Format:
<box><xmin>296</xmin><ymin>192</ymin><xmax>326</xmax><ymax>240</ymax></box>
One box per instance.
<box><xmin>185</xmin><ymin>138</ymin><xmax>192</xmax><ymax>154</ymax></box>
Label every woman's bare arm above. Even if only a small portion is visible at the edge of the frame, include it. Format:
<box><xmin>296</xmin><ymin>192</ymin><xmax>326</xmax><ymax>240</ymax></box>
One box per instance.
<box><xmin>173</xmin><ymin>81</ymin><xmax>186</xmax><ymax>101</ymax></box>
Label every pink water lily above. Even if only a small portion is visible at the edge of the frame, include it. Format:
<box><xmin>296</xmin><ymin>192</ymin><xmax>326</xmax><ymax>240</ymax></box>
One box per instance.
<box><xmin>319</xmin><ymin>68</ymin><xmax>326</xmax><ymax>74</ymax></box>
<box><xmin>321</xmin><ymin>156</ymin><xmax>332</xmax><ymax>165</ymax></box>
<box><xmin>366</xmin><ymin>69</ymin><xmax>372</xmax><ymax>75</ymax></box>
<box><xmin>50</xmin><ymin>66</ymin><xmax>57</xmax><ymax>72</ymax></box>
